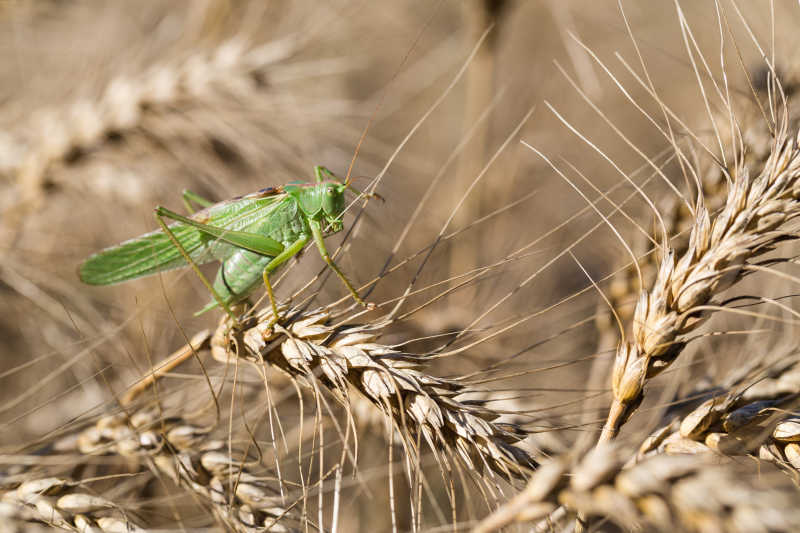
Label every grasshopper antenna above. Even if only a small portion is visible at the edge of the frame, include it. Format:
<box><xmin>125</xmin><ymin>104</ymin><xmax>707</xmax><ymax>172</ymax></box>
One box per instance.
<box><xmin>343</xmin><ymin>1</ymin><xmax>444</xmax><ymax>188</ymax></box>
<box><xmin>346</xmin><ymin>179</ymin><xmax>385</xmax><ymax>203</ymax></box>
<box><xmin>307</xmin><ymin>2</ymin><xmax>443</xmax><ymax>314</ymax></box>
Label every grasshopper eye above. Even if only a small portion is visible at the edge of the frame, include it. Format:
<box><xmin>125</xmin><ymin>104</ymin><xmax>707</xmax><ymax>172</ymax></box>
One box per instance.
<box><xmin>326</xmin><ymin>186</ymin><xmax>335</xmax><ymax>195</ymax></box>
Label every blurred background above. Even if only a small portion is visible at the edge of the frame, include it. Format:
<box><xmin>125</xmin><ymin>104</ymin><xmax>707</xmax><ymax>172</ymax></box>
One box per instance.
<box><xmin>1</xmin><ymin>1</ymin><xmax>799</xmax><ymax>530</ymax></box>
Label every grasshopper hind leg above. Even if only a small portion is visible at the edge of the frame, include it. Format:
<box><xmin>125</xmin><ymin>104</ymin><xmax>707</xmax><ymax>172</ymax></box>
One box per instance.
<box><xmin>154</xmin><ymin>210</ymin><xmax>242</xmax><ymax>325</ymax></box>
<box><xmin>155</xmin><ymin>205</ymin><xmax>286</xmax><ymax>326</ymax></box>
<box><xmin>193</xmin><ymin>235</ymin><xmax>311</xmax><ymax>327</ymax></box>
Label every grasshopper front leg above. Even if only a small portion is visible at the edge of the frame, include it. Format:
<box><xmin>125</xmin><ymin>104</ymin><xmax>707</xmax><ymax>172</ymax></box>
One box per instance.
<box><xmin>309</xmin><ymin>218</ymin><xmax>374</xmax><ymax>310</ymax></box>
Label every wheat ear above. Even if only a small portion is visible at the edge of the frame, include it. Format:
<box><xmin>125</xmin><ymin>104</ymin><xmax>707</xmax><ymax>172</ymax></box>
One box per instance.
<box><xmin>637</xmin><ymin>352</ymin><xmax>800</xmax><ymax>471</ymax></box>
<box><xmin>602</xmin><ymin>114</ymin><xmax>800</xmax><ymax>441</ymax></box>
<box><xmin>475</xmin><ymin>443</ymin><xmax>800</xmax><ymax>532</ymax></box>
<box><xmin>0</xmin><ymin>475</ymin><xmax>146</xmax><ymax>532</ymax></box>
<box><xmin>596</xmin><ymin>166</ymin><xmax>728</xmax><ymax>351</ymax></box>
<box><xmin>2</xmin><ymin>408</ymin><xmax>299</xmax><ymax>532</ymax></box>
<box><xmin>213</xmin><ymin>306</ymin><xmax>537</xmax><ymax>482</ymax></box>
<box><xmin>74</xmin><ymin>410</ymin><xmax>298</xmax><ymax>532</ymax></box>
<box><xmin>5</xmin><ymin>37</ymin><xmax>296</xmax><ymax>215</ymax></box>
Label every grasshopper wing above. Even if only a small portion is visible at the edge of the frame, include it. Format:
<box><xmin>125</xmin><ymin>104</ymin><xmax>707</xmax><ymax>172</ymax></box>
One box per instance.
<box><xmin>79</xmin><ymin>189</ymin><xmax>286</xmax><ymax>286</ymax></box>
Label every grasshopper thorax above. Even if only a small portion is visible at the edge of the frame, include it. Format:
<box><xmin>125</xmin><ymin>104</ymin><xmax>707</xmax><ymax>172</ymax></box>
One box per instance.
<box><xmin>286</xmin><ymin>180</ymin><xmax>347</xmax><ymax>232</ymax></box>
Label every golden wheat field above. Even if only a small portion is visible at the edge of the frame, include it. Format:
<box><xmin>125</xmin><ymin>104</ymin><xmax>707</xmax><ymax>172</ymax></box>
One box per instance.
<box><xmin>4</xmin><ymin>1</ymin><xmax>800</xmax><ymax>531</ymax></box>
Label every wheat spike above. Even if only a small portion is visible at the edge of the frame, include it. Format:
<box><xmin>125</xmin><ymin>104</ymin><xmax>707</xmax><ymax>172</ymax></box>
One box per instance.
<box><xmin>595</xmin><ymin>167</ymin><xmax>728</xmax><ymax>351</ymax></box>
<box><xmin>596</xmin><ymin>77</ymin><xmax>800</xmax><ymax>351</ymax></box>
<box><xmin>1</xmin><ymin>478</ymin><xmax>145</xmax><ymax>532</ymax></box>
<box><xmin>6</xmin><ymin>38</ymin><xmax>296</xmax><ymax>209</ymax></box>
<box><xmin>602</xmin><ymin>112</ymin><xmax>800</xmax><ymax>441</ymax></box>
<box><xmin>75</xmin><ymin>410</ymin><xmax>298</xmax><ymax>532</ymax></box>
<box><xmin>475</xmin><ymin>443</ymin><xmax>800</xmax><ymax>532</ymax></box>
<box><xmin>637</xmin><ymin>353</ymin><xmax>800</xmax><ymax>473</ymax></box>
<box><xmin>2</xmin><ymin>407</ymin><xmax>299</xmax><ymax>532</ymax></box>
<box><xmin>0</xmin><ymin>474</ymin><xmax>147</xmax><ymax>532</ymax></box>
<box><xmin>213</xmin><ymin>306</ymin><xmax>537</xmax><ymax>483</ymax></box>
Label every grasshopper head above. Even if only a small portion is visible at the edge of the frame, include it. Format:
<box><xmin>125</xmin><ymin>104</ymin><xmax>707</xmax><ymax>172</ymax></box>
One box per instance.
<box><xmin>321</xmin><ymin>181</ymin><xmax>347</xmax><ymax>231</ymax></box>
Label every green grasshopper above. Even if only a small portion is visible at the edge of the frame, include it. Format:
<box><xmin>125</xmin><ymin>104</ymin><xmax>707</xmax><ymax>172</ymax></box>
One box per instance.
<box><xmin>79</xmin><ymin>166</ymin><xmax>374</xmax><ymax>324</ymax></box>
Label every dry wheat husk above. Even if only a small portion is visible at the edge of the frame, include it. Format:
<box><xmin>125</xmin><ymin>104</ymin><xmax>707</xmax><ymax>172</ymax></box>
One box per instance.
<box><xmin>212</xmin><ymin>306</ymin><xmax>537</xmax><ymax>482</ymax></box>
<box><xmin>474</xmin><ymin>443</ymin><xmax>800</xmax><ymax>532</ymax></box>
<box><xmin>1</xmin><ymin>406</ymin><xmax>299</xmax><ymax>532</ymax></box>
<box><xmin>602</xmin><ymin>113</ymin><xmax>800</xmax><ymax>441</ymax></box>
<box><xmin>596</xmin><ymin>166</ymin><xmax>728</xmax><ymax>351</ymax></box>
